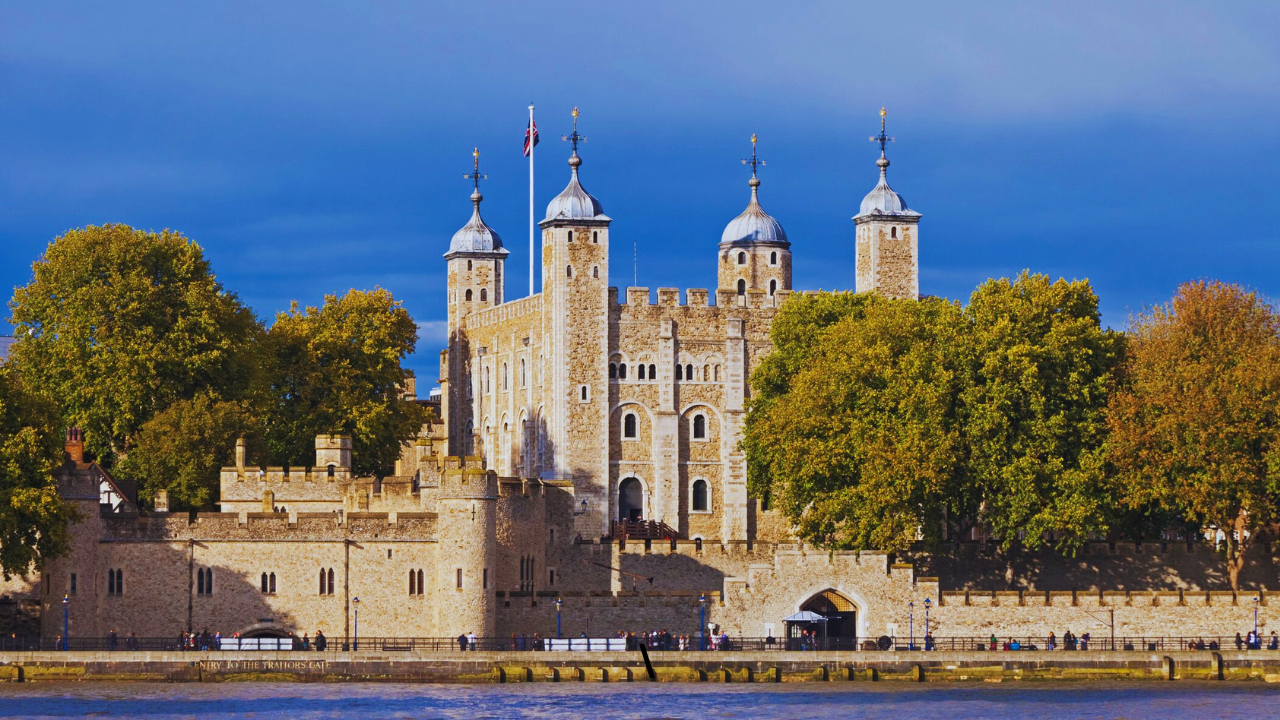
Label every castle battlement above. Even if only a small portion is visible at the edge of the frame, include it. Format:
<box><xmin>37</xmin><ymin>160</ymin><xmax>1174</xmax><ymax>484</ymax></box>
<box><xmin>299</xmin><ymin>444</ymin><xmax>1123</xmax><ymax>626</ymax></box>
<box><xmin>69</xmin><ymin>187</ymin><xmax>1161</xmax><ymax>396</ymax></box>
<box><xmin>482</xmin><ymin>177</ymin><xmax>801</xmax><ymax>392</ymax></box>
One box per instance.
<box><xmin>607</xmin><ymin>286</ymin><xmax>790</xmax><ymax>311</ymax></box>
<box><xmin>462</xmin><ymin>293</ymin><xmax>543</xmax><ymax>330</ymax></box>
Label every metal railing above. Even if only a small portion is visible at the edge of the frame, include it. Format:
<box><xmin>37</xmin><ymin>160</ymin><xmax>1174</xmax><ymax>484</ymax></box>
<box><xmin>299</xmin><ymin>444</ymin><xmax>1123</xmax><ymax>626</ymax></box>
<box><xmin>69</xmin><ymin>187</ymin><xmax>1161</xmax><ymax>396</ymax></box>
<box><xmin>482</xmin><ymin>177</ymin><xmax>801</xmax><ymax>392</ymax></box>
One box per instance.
<box><xmin>2</xmin><ymin>635</ymin><xmax>1275</xmax><ymax>653</ymax></box>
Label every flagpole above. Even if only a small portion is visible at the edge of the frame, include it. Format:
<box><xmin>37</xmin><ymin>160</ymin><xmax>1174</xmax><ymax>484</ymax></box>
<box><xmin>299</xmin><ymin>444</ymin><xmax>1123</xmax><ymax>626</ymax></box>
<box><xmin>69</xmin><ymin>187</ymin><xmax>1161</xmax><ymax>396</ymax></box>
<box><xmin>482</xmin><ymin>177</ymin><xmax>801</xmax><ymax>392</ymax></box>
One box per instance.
<box><xmin>528</xmin><ymin>104</ymin><xmax>535</xmax><ymax>297</ymax></box>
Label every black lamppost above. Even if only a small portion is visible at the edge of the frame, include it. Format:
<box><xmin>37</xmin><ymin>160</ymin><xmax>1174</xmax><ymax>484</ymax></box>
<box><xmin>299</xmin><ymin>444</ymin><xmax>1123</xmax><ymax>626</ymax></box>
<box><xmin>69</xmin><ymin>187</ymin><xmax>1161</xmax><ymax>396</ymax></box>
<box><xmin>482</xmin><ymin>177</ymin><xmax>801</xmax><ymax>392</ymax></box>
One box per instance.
<box><xmin>924</xmin><ymin>597</ymin><xmax>932</xmax><ymax>650</ymax></box>
<box><xmin>352</xmin><ymin>596</ymin><xmax>360</xmax><ymax>651</ymax></box>
<box><xmin>61</xmin><ymin>591</ymin><xmax>69</xmax><ymax>648</ymax></box>
<box><xmin>556</xmin><ymin>597</ymin><xmax>563</xmax><ymax>639</ymax></box>
<box><xmin>1255</xmin><ymin>597</ymin><xmax>1260</xmax><ymax>643</ymax></box>
<box><xmin>699</xmin><ymin>594</ymin><xmax>708</xmax><ymax>651</ymax></box>
<box><xmin>909</xmin><ymin>601</ymin><xmax>915</xmax><ymax>651</ymax></box>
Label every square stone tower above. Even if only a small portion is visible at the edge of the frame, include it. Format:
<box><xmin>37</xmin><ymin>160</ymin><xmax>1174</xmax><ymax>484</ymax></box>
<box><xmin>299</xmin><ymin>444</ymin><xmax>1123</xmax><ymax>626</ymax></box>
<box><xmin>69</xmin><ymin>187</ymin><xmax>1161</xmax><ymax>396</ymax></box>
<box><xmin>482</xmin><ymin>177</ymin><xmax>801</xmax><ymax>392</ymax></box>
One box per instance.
<box><xmin>854</xmin><ymin>111</ymin><xmax>921</xmax><ymax>300</ymax></box>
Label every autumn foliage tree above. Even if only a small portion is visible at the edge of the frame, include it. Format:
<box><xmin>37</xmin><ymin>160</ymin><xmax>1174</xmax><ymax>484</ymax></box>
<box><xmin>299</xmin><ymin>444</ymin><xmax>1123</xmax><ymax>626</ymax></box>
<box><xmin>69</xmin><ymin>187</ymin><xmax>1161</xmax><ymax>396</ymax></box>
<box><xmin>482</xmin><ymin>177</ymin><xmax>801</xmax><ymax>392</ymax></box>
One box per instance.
<box><xmin>1106</xmin><ymin>281</ymin><xmax>1280</xmax><ymax>590</ymax></box>
<box><xmin>261</xmin><ymin>288</ymin><xmax>425</xmax><ymax>478</ymax></box>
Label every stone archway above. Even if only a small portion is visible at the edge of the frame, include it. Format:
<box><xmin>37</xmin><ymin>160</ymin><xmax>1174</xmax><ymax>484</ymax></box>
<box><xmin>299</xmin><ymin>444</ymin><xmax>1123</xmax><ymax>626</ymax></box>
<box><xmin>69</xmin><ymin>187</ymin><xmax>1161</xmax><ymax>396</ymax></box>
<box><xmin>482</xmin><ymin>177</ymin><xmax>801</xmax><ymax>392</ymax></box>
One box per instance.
<box><xmin>792</xmin><ymin>589</ymin><xmax>858</xmax><ymax>650</ymax></box>
<box><xmin>618</xmin><ymin>477</ymin><xmax>644</xmax><ymax>521</ymax></box>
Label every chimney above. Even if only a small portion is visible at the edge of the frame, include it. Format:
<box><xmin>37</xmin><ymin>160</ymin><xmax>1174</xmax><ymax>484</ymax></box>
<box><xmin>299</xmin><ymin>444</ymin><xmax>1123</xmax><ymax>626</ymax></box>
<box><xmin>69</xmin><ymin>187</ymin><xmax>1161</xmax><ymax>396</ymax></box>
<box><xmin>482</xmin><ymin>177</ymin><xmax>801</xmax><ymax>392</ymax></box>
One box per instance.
<box><xmin>154</xmin><ymin>489</ymin><xmax>169</xmax><ymax>513</ymax></box>
<box><xmin>235</xmin><ymin>437</ymin><xmax>246</xmax><ymax>470</ymax></box>
<box><xmin>65</xmin><ymin>428</ymin><xmax>85</xmax><ymax>464</ymax></box>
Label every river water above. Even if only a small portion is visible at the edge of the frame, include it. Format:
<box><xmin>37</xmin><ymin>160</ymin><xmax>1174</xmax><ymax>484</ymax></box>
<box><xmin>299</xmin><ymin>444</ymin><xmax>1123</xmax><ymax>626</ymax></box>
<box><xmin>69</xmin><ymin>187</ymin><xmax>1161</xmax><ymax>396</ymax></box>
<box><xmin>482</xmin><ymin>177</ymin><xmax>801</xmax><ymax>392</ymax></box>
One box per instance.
<box><xmin>2</xmin><ymin>681</ymin><xmax>1276</xmax><ymax>719</ymax></box>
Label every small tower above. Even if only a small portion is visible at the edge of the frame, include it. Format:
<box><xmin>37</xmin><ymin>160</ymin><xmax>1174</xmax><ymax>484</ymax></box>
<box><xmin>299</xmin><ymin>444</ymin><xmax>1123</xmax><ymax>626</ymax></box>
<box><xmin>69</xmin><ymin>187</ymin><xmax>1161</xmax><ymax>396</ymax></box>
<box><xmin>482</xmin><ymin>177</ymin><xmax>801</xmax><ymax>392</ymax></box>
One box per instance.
<box><xmin>539</xmin><ymin>108</ymin><xmax>612</xmax><ymax>538</ymax></box>
<box><xmin>719</xmin><ymin>134</ymin><xmax>791</xmax><ymax>299</ymax></box>
<box><xmin>854</xmin><ymin>109</ymin><xmax>921</xmax><ymax>299</ymax></box>
<box><xmin>445</xmin><ymin>148</ymin><xmax>507</xmax><ymax>332</ymax></box>
<box><xmin>433</xmin><ymin>458</ymin><xmax>497</xmax><ymax>638</ymax></box>
<box><xmin>444</xmin><ymin>149</ymin><xmax>507</xmax><ymax>456</ymax></box>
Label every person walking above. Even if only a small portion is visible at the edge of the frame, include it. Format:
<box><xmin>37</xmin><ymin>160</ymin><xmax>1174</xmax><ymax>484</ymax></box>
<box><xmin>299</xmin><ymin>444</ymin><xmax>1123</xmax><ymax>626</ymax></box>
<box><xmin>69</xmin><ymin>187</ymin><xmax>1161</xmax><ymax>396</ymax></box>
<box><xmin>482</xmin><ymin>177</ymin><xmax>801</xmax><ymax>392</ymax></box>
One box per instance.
<box><xmin>467</xmin><ymin>631</ymin><xmax>478</xmax><ymax>651</ymax></box>
<box><xmin>457</xmin><ymin>633</ymin><xmax>468</xmax><ymax>651</ymax></box>
<box><xmin>1047</xmin><ymin>632</ymin><xmax>1056</xmax><ymax>651</ymax></box>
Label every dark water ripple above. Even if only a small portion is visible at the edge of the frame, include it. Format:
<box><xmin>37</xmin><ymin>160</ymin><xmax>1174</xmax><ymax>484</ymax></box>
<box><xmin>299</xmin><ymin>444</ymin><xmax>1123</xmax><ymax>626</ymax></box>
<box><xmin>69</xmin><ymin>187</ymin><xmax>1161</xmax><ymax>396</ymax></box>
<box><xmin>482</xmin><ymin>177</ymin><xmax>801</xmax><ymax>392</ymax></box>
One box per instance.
<box><xmin>2</xmin><ymin>681</ymin><xmax>1278</xmax><ymax>719</ymax></box>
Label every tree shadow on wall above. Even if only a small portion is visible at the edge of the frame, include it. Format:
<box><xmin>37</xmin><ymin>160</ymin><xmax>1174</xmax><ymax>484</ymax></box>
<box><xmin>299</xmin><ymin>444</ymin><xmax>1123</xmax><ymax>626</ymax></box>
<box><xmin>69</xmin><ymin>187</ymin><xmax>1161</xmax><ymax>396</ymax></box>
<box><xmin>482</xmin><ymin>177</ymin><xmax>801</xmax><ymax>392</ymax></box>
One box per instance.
<box><xmin>902</xmin><ymin>541</ymin><xmax>1280</xmax><ymax>592</ymax></box>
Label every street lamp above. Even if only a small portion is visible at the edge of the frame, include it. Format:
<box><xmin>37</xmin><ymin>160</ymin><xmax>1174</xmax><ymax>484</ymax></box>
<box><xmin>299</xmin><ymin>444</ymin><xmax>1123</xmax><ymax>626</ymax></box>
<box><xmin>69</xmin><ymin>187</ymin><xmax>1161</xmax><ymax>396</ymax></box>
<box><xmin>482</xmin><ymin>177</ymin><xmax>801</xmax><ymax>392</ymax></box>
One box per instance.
<box><xmin>699</xmin><ymin>594</ymin><xmax>708</xmax><ymax>651</ymax></box>
<box><xmin>352</xmin><ymin>596</ymin><xmax>360</xmax><ymax>651</ymax></box>
<box><xmin>924</xmin><ymin>597</ymin><xmax>932</xmax><ymax>650</ymax></box>
<box><xmin>1255</xmin><ymin>597</ymin><xmax>1260</xmax><ymax>644</ymax></box>
<box><xmin>556</xmin><ymin>597</ymin><xmax>563</xmax><ymax>639</ymax></box>
<box><xmin>909</xmin><ymin>601</ymin><xmax>914</xmax><ymax>651</ymax></box>
<box><xmin>61</xmin><ymin>591</ymin><xmax>69</xmax><ymax>648</ymax></box>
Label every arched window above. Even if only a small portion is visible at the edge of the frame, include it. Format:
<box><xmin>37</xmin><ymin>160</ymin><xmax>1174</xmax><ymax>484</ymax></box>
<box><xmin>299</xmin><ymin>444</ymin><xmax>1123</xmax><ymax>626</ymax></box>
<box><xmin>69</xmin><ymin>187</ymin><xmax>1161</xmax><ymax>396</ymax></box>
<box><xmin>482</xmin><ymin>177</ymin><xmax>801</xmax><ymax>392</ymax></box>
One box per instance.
<box><xmin>686</xmin><ymin>363</ymin><xmax>694</xmax><ymax>379</ymax></box>
<box><xmin>769</xmin><ymin>279</ymin><xmax>777</xmax><ymax>296</ymax></box>
<box><xmin>467</xmin><ymin>260</ymin><xmax>472</xmax><ymax>270</ymax></box>
<box><xmin>692</xmin><ymin>478</ymin><xmax>710</xmax><ymax>512</ymax></box>
<box><xmin>197</xmin><ymin>569</ymin><xmax>204</xmax><ymax>595</ymax></box>
<box><xmin>648</xmin><ymin>364</ymin><xmax>656</xmax><ymax>379</ymax></box>
<box><xmin>623</xmin><ymin>413</ymin><xmax>637</xmax><ymax>439</ymax></box>
<box><xmin>737</xmin><ymin>251</ymin><xmax>746</xmax><ymax>265</ymax></box>
<box><xmin>693</xmin><ymin>414</ymin><xmax>706</xmax><ymax>439</ymax></box>
<box><xmin>891</xmin><ymin>226</ymin><xmax>898</xmax><ymax>238</ymax></box>
<box><xmin>714</xmin><ymin>365</ymin><xmax>721</xmax><ymax>381</ymax></box>
<box><xmin>675</xmin><ymin>364</ymin><xmax>683</xmax><ymax>380</ymax></box>
<box><xmin>327</xmin><ymin>464</ymin><xmax>335</xmax><ymax>478</ymax></box>
<box><xmin>566</xmin><ymin>265</ymin><xmax>573</xmax><ymax>278</ymax></box>
<box><xmin>609</xmin><ymin>363</ymin><xmax>617</xmax><ymax>379</ymax></box>
<box><xmin>269</xmin><ymin>572</ymin><xmax>276</xmax><ymax>594</ymax></box>
<box><xmin>116</xmin><ymin>569</ymin><xmax>124</xmax><ymax>595</ymax></box>
<box><xmin>261</xmin><ymin>573</ymin><xmax>268</xmax><ymax>593</ymax></box>
<box><xmin>320</xmin><ymin>568</ymin><xmax>327</xmax><ymax>595</ymax></box>
<box><xmin>737</xmin><ymin>279</ymin><xmax>746</xmax><ymax>295</ymax></box>
<box><xmin>409</xmin><ymin>569</ymin><xmax>416</xmax><ymax>595</ymax></box>
<box><xmin>328</xmin><ymin>568</ymin><xmax>334</xmax><ymax>595</ymax></box>
<box><xmin>619</xmin><ymin>363</ymin><xmax>628</xmax><ymax>380</ymax></box>
<box><xmin>703</xmin><ymin>364</ymin><xmax>710</xmax><ymax>381</ymax></box>
<box><xmin>484</xmin><ymin>366</ymin><xmax>490</xmax><ymax>393</ymax></box>
<box><xmin>502</xmin><ymin>363</ymin><xmax>508</xmax><ymax>390</ymax></box>
<box><xmin>638</xmin><ymin>364</ymin><xmax>646</xmax><ymax>380</ymax></box>
<box><xmin>580</xmin><ymin>385</ymin><xmax>589</xmax><ymax>401</ymax></box>
<box><xmin>417</xmin><ymin>569</ymin><xmax>424</xmax><ymax>595</ymax></box>
<box><xmin>593</xmin><ymin>231</ymin><xmax>599</xmax><ymax>243</ymax></box>
<box><xmin>593</xmin><ymin>265</ymin><xmax>599</xmax><ymax>279</ymax></box>
<box><xmin>695</xmin><ymin>537</ymin><xmax>703</xmax><ymax>552</ymax></box>
<box><xmin>770</xmin><ymin>251</ymin><xmax>778</xmax><ymax>265</ymax></box>
<box><xmin>521</xmin><ymin>359</ymin><xmax>526</xmax><ymax>387</ymax></box>
<box><xmin>465</xmin><ymin>288</ymin><xmax>473</xmax><ymax>302</ymax></box>
<box><xmin>567</xmin><ymin>229</ymin><xmax>573</xmax><ymax>243</ymax></box>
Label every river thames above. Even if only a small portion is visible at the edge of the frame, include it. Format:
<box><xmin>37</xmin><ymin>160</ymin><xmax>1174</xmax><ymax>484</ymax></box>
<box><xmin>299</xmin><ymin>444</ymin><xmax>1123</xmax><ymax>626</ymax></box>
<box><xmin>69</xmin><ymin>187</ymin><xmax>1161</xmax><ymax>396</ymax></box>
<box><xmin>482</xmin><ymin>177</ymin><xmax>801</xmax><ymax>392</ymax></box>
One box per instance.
<box><xmin>2</xmin><ymin>682</ymin><xmax>1278</xmax><ymax>719</ymax></box>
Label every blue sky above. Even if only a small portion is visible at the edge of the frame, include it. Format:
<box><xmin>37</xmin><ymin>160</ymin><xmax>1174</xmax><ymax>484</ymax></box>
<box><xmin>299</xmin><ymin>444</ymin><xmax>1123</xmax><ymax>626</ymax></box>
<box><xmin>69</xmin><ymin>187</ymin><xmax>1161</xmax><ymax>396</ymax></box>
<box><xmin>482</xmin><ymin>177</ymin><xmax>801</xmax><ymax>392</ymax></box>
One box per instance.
<box><xmin>2</xmin><ymin>2</ymin><xmax>1277</xmax><ymax>376</ymax></box>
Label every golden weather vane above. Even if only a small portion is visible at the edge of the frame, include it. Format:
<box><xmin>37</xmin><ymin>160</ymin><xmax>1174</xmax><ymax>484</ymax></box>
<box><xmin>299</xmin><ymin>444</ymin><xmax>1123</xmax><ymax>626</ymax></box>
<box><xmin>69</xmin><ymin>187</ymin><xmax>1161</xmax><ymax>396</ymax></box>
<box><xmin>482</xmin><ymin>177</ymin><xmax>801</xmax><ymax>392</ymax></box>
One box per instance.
<box><xmin>871</xmin><ymin>107</ymin><xmax>894</xmax><ymax>155</ymax></box>
<box><xmin>562</xmin><ymin>107</ymin><xmax>585</xmax><ymax>153</ymax></box>
<box><xmin>465</xmin><ymin>147</ymin><xmax>487</xmax><ymax>192</ymax></box>
<box><xmin>742</xmin><ymin>133</ymin><xmax>765</xmax><ymax>178</ymax></box>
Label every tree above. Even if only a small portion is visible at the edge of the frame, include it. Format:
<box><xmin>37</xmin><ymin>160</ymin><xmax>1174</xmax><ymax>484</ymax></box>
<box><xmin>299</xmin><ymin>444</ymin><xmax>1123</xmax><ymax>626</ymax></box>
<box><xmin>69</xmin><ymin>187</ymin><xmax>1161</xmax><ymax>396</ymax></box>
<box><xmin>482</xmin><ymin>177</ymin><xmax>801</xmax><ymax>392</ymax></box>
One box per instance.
<box><xmin>743</xmin><ymin>293</ymin><xmax>968</xmax><ymax>552</ymax></box>
<box><xmin>261</xmin><ymin>288</ymin><xmax>424</xmax><ymax>477</ymax></box>
<box><xmin>744</xmin><ymin>272</ymin><xmax>1122</xmax><ymax>555</ymax></box>
<box><xmin>960</xmin><ymin>273</ymin><xmax>1124</xmax><ymax>553</ymax></box>
<box><xmin>115</xmin><ymin>394</ymin><xmax>261</xmax><ymax>512</ymax></box>
<box><xmin>1106</xmin><ymin>281</ymin><xmax>1280</xmax><ymax>590</ymax></box>
<box><xmin>0</xmin><ymin>367</ymin><xmax>76</xmax><ymax>579</ymax></box>
<box><xmin>8</xmin><ymin>224</ymin><xmax>262</xmax><ymax>462</ymax></box>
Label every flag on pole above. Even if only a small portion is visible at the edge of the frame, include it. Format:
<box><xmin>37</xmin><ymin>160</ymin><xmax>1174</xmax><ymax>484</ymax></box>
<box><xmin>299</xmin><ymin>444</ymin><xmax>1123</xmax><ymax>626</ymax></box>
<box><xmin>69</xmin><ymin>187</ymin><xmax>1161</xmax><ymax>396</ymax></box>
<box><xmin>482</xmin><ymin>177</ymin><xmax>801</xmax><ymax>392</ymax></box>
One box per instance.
<box><xmin>524</xmin><ymin>120</ymin><xmax>540</xmax><ymax>156</ymax></box>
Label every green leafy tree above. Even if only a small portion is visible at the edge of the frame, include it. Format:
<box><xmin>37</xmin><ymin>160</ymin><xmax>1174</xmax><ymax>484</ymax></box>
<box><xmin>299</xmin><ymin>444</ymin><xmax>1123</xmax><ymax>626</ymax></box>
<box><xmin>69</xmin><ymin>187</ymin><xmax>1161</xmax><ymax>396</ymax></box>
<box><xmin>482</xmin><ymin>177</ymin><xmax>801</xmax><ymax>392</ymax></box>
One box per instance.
<box><xmin>960</xmin><ymin>273</ymin><xmax>1124</xmax><ymax>553</ymax></box>
<box><xmin>115</xmin><ymin>394</ymin><xmax>262</xmax><ymax>512</ymax></box>
<box><xmin>744</xmin><ymin>293</ymin><xmax>968</xmax><ymax>551</ymax></box>
<box><xmin>262</xmin><ymin>288</ymin><xmax>424</xmax><ymax>477</ymax></box>
<box><xmin>8</xmin><ymin>224</ymin><xmax>262</xmax><ymax>461</ymax></box>
<box><xmin>744</xmin><ymin>272</ymin><xmax>1122</xmax><ymax>555</ymax></box>
<box><xmin>1106</xmin><ymin>281</ymin><xmax>1280</xmax><ymax>590</ymax></box>
<box><xmin>0</xmin><ymin>367</ymin><xmax>76</xmax><ymax>579</ymax></box>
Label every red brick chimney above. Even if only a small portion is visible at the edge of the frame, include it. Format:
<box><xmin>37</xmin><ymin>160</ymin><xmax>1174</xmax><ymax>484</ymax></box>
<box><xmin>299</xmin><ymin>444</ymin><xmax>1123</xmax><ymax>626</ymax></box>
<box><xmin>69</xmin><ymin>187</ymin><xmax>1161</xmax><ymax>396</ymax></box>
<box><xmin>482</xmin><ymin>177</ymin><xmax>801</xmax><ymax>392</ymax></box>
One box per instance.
<box><xmin>65</xmin><ymin>427</ymin><xmax>85</xmax><ymax>463</ymax></box>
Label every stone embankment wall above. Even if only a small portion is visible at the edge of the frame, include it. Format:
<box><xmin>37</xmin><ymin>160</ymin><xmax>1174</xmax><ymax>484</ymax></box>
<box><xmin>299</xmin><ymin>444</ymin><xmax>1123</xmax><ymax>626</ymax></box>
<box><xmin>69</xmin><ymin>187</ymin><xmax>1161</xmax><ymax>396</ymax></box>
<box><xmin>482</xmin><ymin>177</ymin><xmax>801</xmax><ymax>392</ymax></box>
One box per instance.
<box><xmin>6</xmin><ymin>649</ymin><xmax>1280</xmax><ymax>683</ymax></box>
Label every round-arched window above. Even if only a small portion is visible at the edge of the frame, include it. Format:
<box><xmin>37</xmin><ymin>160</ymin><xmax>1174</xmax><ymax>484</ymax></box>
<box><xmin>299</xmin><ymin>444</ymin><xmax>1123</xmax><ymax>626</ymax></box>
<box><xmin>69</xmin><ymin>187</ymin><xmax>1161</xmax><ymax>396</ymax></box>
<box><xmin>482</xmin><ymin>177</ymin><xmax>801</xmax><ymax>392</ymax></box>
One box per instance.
<box><xmin>692</xmin><ymin>479</ymin><xmax>709</xmax><ymax>512</ymax></box>
<box><xmin>623</xmin><ymin>413</ymin><xmax>638</xmax><ymax>439</ymax></box>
